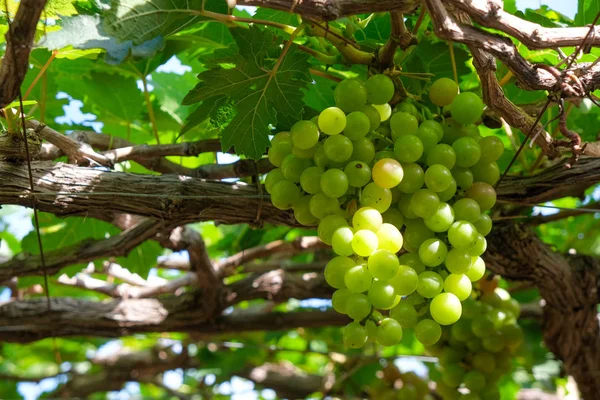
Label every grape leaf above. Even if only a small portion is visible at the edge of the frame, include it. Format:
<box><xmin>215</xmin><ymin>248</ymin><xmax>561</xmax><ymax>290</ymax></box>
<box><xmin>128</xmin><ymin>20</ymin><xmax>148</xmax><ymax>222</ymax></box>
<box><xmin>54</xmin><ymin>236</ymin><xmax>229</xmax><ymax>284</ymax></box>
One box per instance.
<box><xmin>182</xmin><ymin>26</ymin><xmax>311</xmax><ymax>159</ymax></box>
<box><xmin>576</xmin><ymin>0</ymin><xmax>600</xmax><ymax>25</ymax></box>
<box><xmin>253</xmin><ymin>8</ymin><xmax>300</xmax><ymax>26</ymax></box>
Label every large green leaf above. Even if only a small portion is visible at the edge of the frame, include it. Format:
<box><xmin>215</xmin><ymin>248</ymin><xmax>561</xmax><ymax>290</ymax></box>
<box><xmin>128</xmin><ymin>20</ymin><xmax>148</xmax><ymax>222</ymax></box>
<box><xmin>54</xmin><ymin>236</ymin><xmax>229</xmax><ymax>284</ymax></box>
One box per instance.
<box><xmin>575</xmin><ymin>0</ymin><xmax>600</xmax><ymax>25</ymax></box>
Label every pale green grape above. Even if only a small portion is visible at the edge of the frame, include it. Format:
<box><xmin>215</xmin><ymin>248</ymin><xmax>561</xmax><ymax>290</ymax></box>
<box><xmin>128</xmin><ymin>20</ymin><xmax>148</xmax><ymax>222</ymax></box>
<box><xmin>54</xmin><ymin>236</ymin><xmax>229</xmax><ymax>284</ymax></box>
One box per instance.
<box><xmin>368</xmin><ymin>280</ymin><xmax>398</xmax><ymax>309</ymax></box>
<box><xmin>376</xmin><ymin>223</ymin><xmax>403</xmax><ymax>253</ymax></box>
<box><xmin>360</xmin><ymin>105</ymin><xmax>382</xmax><ymax>132</ymax></box>
<box><xmin>424</xmin><ymin>164</ymin><xmax>453</xmax><ymax>192</ymax></box>
<box><xmin>444</xmin><ymin>274</ymin><xmax>472</xmax><ymax>301</ymax></box>
<box><xmin>471</xmin><ymin>160</ymin><xmax>500</xmax><ymax>186</ymax></box>
<box><xmin>426</xmin><ymin>144</ymin><xmax>456</xmax><ymax>169</ymax></box>
<box><xmin>366</xmin><ymin>74</ymin><xmax>395</xmax><ymax>105</ymax></box>
<box><xmin>318</xmin><ymin>107</ymin><xmax>346</xmax><ymax>135</ymax></box>
<box><xmin>345</xmin><ymin>264</ymin><xmax>373</xmax><ymax>293</ymax></box>
<box><xmin>387</xmin><ymin>264</ymin><xmax>418</xmax><ymax>295</ymax></box>
<box><xmin>445</xmin><ymin>248</ymin><xmax>473</xmax><ymax>274</ymax></box>
<box><xmin>415</xmin><ymin>319</ymin><xmax>442</xmax><ymax>346</ymax></box>
<box><xmin>411</xmin><ymin>189</ymin><xmax>440</xmax><ymax>218</ymax></box>
<box><xmin>416</xmin><ymin>124</ymin><xmax>440</xmax><ymax>152</ymax></box>
<box><xmin>281</xmin><ymin>154</ymin><xmax>313</xmax><ymax>183</ymax></box>
<box><xmin>451</xmin><ymin>92</ymin><xmax>484</xmax><ymax>125</ymax></box>
<box><xmin>466</xmin><ymin>256</ymin><xmax>486</xmax><ymax>282</ymax></box>
<box><xmin>418</xmin><ymin>238</ymin><xmax>448</xmax><ymax>267</ymax></box>
<box><xmin>293</xmin><ymin>195</ymin><xmax>318</xmax><ymax>226</ymax></box>
<box><xmin>442</xmin><ymin>364</ymin><xmax>466</xmax><ymax>387</ymax></box>
<box><xmin>453</xmin><ymin>137</ymin><xmax>482</xmax><ymax>168</ymax></box>
<box><xmin>377</xmin><ymin>318</ymin><xmax>403</xmax><ymax>346</ymax></box>
<box><xmin>441</xmin><ymin>118</ymin><xmax>464</xmax><ymax>145</ymax></box>
<box><xmin>424</xmin><ymin>202</ymin><xmax>455</xmax><ymax>232</ymax></box>
<box><xmin>417</xmin><ymin>270</ymin><xmax>444</xmax><ymax>298</ymax></box>
<box><xmin>318</xmin><ymin>214</ymin><xmax>348</xmax><ymax>245</ymax></box>
<box><xmin>479</xmin><ymin>135</ymin><xmax>504</xmax><ymax>162</ymax></box>
<box><xmin>321</xmin><ymin>168</ymin><xmax>349</xmax><ymax>199</ymax></box>
<box><xmin>309</xmin><ymin>193</ymin><xmax>339</xmax><ymax>219</ymax></box>
<box><xmin>452</xmin><ymin>166</ymin><xmax>474</xmax><ymax>189</ymax></box>
<box><xmin>438</xmin><ymin>178</ymin><xmax>457</xmax><ymax>202</ymax></box>
<box><xmin>332</xmin><ymin>288</ymin><xmax>351</xmax><ymax>314</ymax></box>
<box><xmin>265</xmin><ymin>168</ymin><xmax>285</xmax><ymax>194</ymax></box>
<box><xmin>397</xmin><ymin>163</ymin><xmax>425</xmax><ymax>193</ymax></box>
<box><xmin>372</xmin><ymin>103</ymin><xmax>392</xmax><ymax>121</ymax></box>
<box><xmin>344</xmin><ymin>161</ymin><xmax>372</xmax><ymax>187</ymax></box>
<box><xmin>352</xmin><ymin>229</ymin><xmax>379</xmax><ymax>257</ymax></box>
<box><xmin>394</xmin><ymin>134</ymin><xmax>424</xmax><ymax>163</ymax></box>
<box><xmin>403</xmin><ymin>219</ymin><xmax>435</xmax><ymax>253</ymax></box>
<box><xmin>313</xmin><ymin>144</ymin><xmax>328</xmax><ymax>168</ymax></box>
<box><xmin>325</xmin><ymin>256</ymin><xmax>355</xmax><ymax>289</ymax></box>
<box><xmin>397</xmin><ymin>195</ymin><xmax>418</xmax><ymax>220</ymax></box>
<box><xmin>344</xmin><ymin>111</ymin><xmax>371</xmax><ymax>140</ymax></box>
<box><xmin>361</xmin><ymin>182</ymin><xmax>392</xmax><ymax>213</ymax></box>
<box><xmin>292</xmin><ymin>144</ymin><xmax>317</xmax><ymax>159</ymax></box>
<box><xmin>291</xmin><ymin>120</ymin><xmax>320</xmax><ymax>150</ymax></box>
<box><xmin>421</xmin><ymin>120</ymin><xmax>444</xmax><ymax>142</ymax></box>
<box><xmin>351</xmin><ymin>137</ymin><xmax>376</xmax><ymax>164</ymax></box>
<box><xmin>300</xmin><ymin>166</ymin><xmax>324</xmax><ymax>194</ymax></box>
<box><xmin>429</xmin><ymin>77</ymin><xmax>459</xmax><ymax>106</ymax></box>
<box><xmin>382</xmin><ymin>208</ymin><xmax>405</xmax><ymax>229</ymax></box>
<box><xmin>372</xmin><ymin>158</ymin><xmax>404</xmax><ymax>189</ymax></box>
<box><xmin>453</xmin><ymin>198</ymin><xmax>481</xmax><ymax>223</ymax></box>
<box><xmin>332</xmin><ymin>226</ymin><xmax>355</xmax><ymax>257</ymax></box>
<box><xmin>324</xmin><ymin>135</ymin><xmax>353</xmax><ymax>163</ymax></box>
<box><xmin>271</xmin><ymin>180</ymin><xmax>301</xmax><ymax>210</ymax></box>
<box><xmin>463</xmin><ymin>370</ymin><xmax>486</xmax><ymax>393</ymax></box>
<box><xmin>473</xmin><ymin>352</ymin><xmax>496</xmax><ymax>374</ymax></box>
<box><xmin>334</xmin><ymin>79</ymin><xmax>368</xmax><ymax>112</ymax></box>
<box><xmin>271</xmin><ymin>131</ymin><xmax>291</xmax><ymax>147</ymax></box>
<box><xmin>346</xmin><ymin>293</ymin><xmax>372</xmax><ymax>320</ymax></box>
<box><xmin>474</xmin><ymin>213</ymin><xmax>493</xmax><ymax>236</ymax></box>
<box><xmin>353</xmin><ymin>206</ymin><xmax>382</xmax><ymax>232</ymax></box>
<box><xmin>390</xmin><ymin>302</ymin><xmax>418</xmax><ymax>328</ymax></box>
<box><xmin>394</xmin><ymin>101</ymin><xmax>421</xmax><ymax>121</ymax></box>
<box><xmin>368</xmin><ymin>249</ymin><xmax>400</xmax><ymax>280</ymax></box>
<box><xmin>467</xmin><ymin>234</ymin><xmax>487</xmax><ymax>257</ymax></box>
<box><xmin>268</xmin><ymin>139</ymin><xmax>292</xmax><ymax>167</ymax></box>
<box><xmin>398</xmin><ymin>253</ymin><xmax>426</xmax><ymax>274</ymax></box>
<box><xmin>448</xmin><ymin>220</ymin><xmax>478</xmax><ymax>249</ymax></box>
<box><xmin>343</xmin><ymin>321</ymin><xmax>368</xmax><ymax>348</ymax></box>
<box><xmin>390</xmin><ymin>111</ymin><xmax>419</xmax><ymax>140</ymax></box>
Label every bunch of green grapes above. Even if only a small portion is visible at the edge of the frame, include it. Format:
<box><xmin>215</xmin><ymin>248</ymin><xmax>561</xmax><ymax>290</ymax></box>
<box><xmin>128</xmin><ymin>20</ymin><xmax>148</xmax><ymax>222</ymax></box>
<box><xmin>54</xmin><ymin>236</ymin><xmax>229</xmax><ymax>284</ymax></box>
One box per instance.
<box><xmin>428</xmin><ymin>287</ymin><xmax>524</xmax><ymax>400</ymax></box>
<box><xmin>264</xmin><ymin>75</ymin><xmax>505</xmax><ymax>351</ymax></box>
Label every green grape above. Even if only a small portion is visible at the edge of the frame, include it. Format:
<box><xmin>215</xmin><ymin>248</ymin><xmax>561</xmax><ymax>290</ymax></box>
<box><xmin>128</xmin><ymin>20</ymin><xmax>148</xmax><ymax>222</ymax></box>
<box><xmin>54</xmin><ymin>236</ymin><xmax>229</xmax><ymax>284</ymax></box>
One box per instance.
<box><xmin>318</xmin><ymin>214</ymin><xmax>348</xmax><ymax>245</ymax></box>
<box><xmin>352</xmin><ymin>229</ymin><xmax>379</xmax><ymax>257</ymax></box>
<box><xmin>439</xmin><ymin>348</ymin><xmax>464</xmax><ymax>366</ymax></box>
<box><xmin>268</xmin><ymin>139</ymin><xmax>292</xmax><ymax>167</ymax></box>
<box><xmin>420</xmin><ymin>120</ymin><xmax>443</xmax><ymax>142</ymax></box>
<box><xmin>429</xmin><ymin>77</ymin><xmax>459</xmax><ymax>106</ymax></box>
<box><xmin>324</xmin><ymin>134</ymin><xmax>353</xmax><ymax>163</ymax></box>
<box><xmin>376</xmin><ymin>223</ymin><xmax>403</xmax><ymax>253</ymax></box>
<box><xmin>389</xmin><ymin>265</ymin><xmax>419</xmax><ymax>295</ymax></box>
<box><xmin>452</xmin><ymin>137</ymin><xmax>482</xmax><ymax>168</ymax></box>
<box><xmin>372</xmin><ymin>158</ymin><xmax>404</xmax><ymax>189</ymax></box>
<box><xmin>343</xmin><ymin>321</ymin><xmax>368</xmax><ymax>348</ymax></box>
<box><xmin>368</xmin><ymin>249</ymin><xmax>400</xmax><ymax>280</ymax></box>
<box><xmin>324</xmin><ymin>256</ymin><xmax>355</xmax><ymax>289</ymax></box>
<box><xmin>372</xmin><ymin>103</ymin><xmax>392</xmax><ymax>121</ymax></box>
<box><xmin>281</xmin><ymin>154</ymin><xmax>312</xmax><ymax>183</ymax></box>
<box><xmin>313</xmin><ymin>143</ymin><xmax>329</xmax><ymax>168</ymax></box>
<box><xmin>463</xmin><ymin>370</ymin><xmax>487</xmax><ymax>393</ymax></box>
<box><xmin>479</xmin><ymin>136</ymin><xmax>504</xmax><ymax>162</ymax></box>
<box><xmin>353</xmin><ymin>206</ymin><xmax>382</xmax><ymax>232</ymax></box>
<box><xmin>501</xmin><ymin>324</ymin><xmax>524</xmax><ymax>349</ymax></box>
<box><xmin>448</xmin><ymin>221</ymin><xmax>478</xmax><ymax>249</ymax></box>
<box><xmin>344</xmin><ymin>161</ymin><xmax>371</xmax><ymax>188</ymax></box>
<box><xmin>419</xmin><ymin>238</ymin><xmax>448</xmax><ymax>267</ymax></box>
<box><xmin>332</xmin><ymin>288</ymin><xmax>352</xmax><ymax>314</ymax></box>
<box><xmin>416</xmin><ymin>124</ymin><xmax>440</xmax><ymax>152</ymax></box>
<box><xmin>406</xmin><ymin>292</ymin><xmax>426</xmax><ymax>306</ymax></box>
<box><xmin>346</xmin><ymin>293</ymin><xmax>372</xmax><ymax>320</ymax></box>
<box><xmin>398</xmin><ymin>195</ymin><xmax>417</xmax><ymax>220</ymax></box>
<box><xmin>466</xmin><ymin>256</ymin><xmax>486</xmax><ymax>282</ymax></box>
<box><xmin>430</xmin><ymin>293</ymin><xmax>462</xmax><ymax>325</ymax></box>
<box><xmin>382</xmin><ymin>208</ymin><xmax>405</xmax><ymax>229</ymax></box>
<box><xmin>483</xmin><ymin>335</ymin><xmax>505</xmax><ymax>352</ymax></box>
<box><xmin>426</xmin><ymin>144</ymin><xmax>456</xmax><ymax>169</ymax></box>
<box><xmin>471</xmin><ymin>161</ymin><xmax>500</xmax><ymax>186</ymax></box>
<box><xmin>394</xmin><ymin>101</ymin><xmax>421</xmax><ymax>121</ymax></box>
<box><xmin>344</xmin><ymin>111</ymin><xmax>371</xmax><ymax>140</ymax></box>
<box><xmin>467</xmin><ymin>234</ymin><xmax>487</xmax><ymax>256</ymax></box>
<box><xmin>442</xmin><ymin>364</ymin><xmax>466</xmax><ymax>387</ymax></box>
<box><xmin>474</xmin><ymin>213</ymin><xmax>492</xmax><ymax>236</ymax></box>
<box><xmin>462</xmin><ymin>124</ymin><xmax>481</xmax><ymax>141</ymax></box>
<box><xmin>294</xmin><ymin>195</ymin><xmax>318</xmax><ymax>226</ymax></box>
<box><xmin>441</xmin><ymin>118</ymin><xmax>465</xmax><ymax>145</ymax></box>
<box><xmin>411</xmin><ymin>189</ymin><xmax>440</xmax><ymax>218</ymax></box>
<box><xmin>390</xmin><ymin>302</ymin><xmax>418</xmax><ymax>328</ymax></box>
<box><xmin>397</xmin><ymin>163</ymin><xmax>424</xmax><ymax>193</ymax></box>
<box><xmin>451</xmin><ymin>319</ymin><xmax>475</xmax><ymax>342</ymax></box>
<box><xmin>390</xmin><ymin>111</ymin><xmax>419</xmax><ymax>140</ymax></box>
<box><xmin>291</xmin><ymin>120</ymin><xmax>320</xmax><ymax>150</ymax></box>
<box><xmin>318</xmin><ymin>107</ymin><xmax>346</xmax><ymax>135</ymax></box>
<box><xmin>445</xmin><ymin>248</ymin><xmax>473</xmax><ymax>275</ymax></box>
<box><xmin>424</xmin><ymin>202</ymin><xmax>455</xmax><ymax>232</ymax></box>
<box><xmin>332</xmin><ymin>227</ymin><xmax>355</xmax><ymax>256</ymax></box>
<box><xmin>451</xmin><ymin>92</ymin><xmax>484</xmax><ymax>125</ymax></box>
<box><xmin>271</xmin><ymin>180</ymin><xmax>301</xmax><ymax>210</ymax></box>
<box><xmin>351</xmin><ymin>137</ymin><xmax>376</xmax><ymax>163</ymax></box>
<box><xmin>334</xmin><ymin>79</ymin><xmax>368</xmax><ymax>112</ymax></box>
<box><xmin>377</xmin><ymin>318</ymin><xmax>403</xmax><ymax>346</ymax></box>
<box><xmin>465</xmin><ymin>182</ymin><xmax>496</xmax><ymax>211</ymax></box>
<box><xmin>394</xmin><ymin>134</ymin><xmax>424</xmax><ymax>163</ymax></box>
<box><xmin>472</xmin><ymin>317</ymin><xmax>495</xmax><ymax>338</ymax></box>
<box><xmin>366</xmin><ymin>74</ymin><xmax>395</xmax><ymax>104</ymax></box>
<box><xmin>453</xmin><ymin>198</ymin><xmax>481</xmax><ymax>223</ymax></box>
<box><xmin>365</xmin><ymin>320</ymin><xmax>378</xmax><ymax>342</ymax></box>
<box><xmin>361</xmin><ymin>182</ymin><xmax>392</xmax><ymax>213</ymax></box>
<box><xmin>403</xmin><ymin>219</ymin><xmax>435</xmax><ymax>253</ymax></box>
<box><xmin>265</xmin><ymin>168</ymin><xmax>285</xmax><ymax>194</ymax></box>
<box><xmin>398</xmin><ymin>253</ymin><xmax>426</xmax><ymax>274</ymax></box>
<box><xmin>309</xmin><ymin>193</ymin><xmax>339</xmax><ymax>219</ymax></box>
<box><xmin>424</xmin><ymin>164</ymin><xmax>453</xmax><ymax>192</ymax></box>
<box><xmin>345</xmin><ymin>264</ymin><xmax>373</xmax><ymax>293</ymax></box>
<box><xmin>438</xmin><ymin>178</ymin><xmax>457</xmax><ymax>202</ymax></box>
<box><xmin>300</xmin><ymin>166</ymin><xmax>324</xmax><ymax>194</ymax></box>
<box><xmin>415</xmin><ymin>319</ymin><xmax>442</xmax><ymax>346</ymax></box>
<box><xmin>417</xmin><ymin>270</ymin><xmax>444</xmax><ymax>298</ymax></box>
<box><xmin>373</xmin><ymin>150</ymin><xmax>395</xmax><ymax>164</ymax></box>
<box><xmin>368</xmin><ymin>280</ymin><xmax>398</xmax><ymax>309</ymax></box>
<box><xmin>321</xmin><ymin>168</ymin><xmax>349</xmax><ymax>199</ymax></box>
<box><xmin>452</xmin><ymin>166</ymin><xmax>474</xmax><ymax>189</ymax></box>
<box><xmin>292</xmin><ymin>144</ymin><xmax>317</xmax><ymax>159</ymax></box>
<box><xmin>271</xmin><ymin>131</ymin><xmax>291</xmax><ymax>147</ymax></box>
<box><xmin>360</xmin><ymin>105</ymin><xmax>382</xmax><ymax>132</ymax></box>
<box><xmin>444</xmin><ymin>274</ymin><xmax>473</xmax><ymax>301</ymax></box>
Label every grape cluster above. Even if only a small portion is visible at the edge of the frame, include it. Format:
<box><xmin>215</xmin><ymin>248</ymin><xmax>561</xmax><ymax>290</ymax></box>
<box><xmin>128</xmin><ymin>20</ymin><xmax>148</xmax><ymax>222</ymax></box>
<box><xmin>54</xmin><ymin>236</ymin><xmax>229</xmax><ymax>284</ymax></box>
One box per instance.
<box><xmin>265</xmin><ymin>75</ymin><xmax>504</xmax><ymax>351</ymax></box>
<box><xmin>429</xmin><ymin>287</ymin><xmax>524</xmax><ymax>400</ymax></box>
